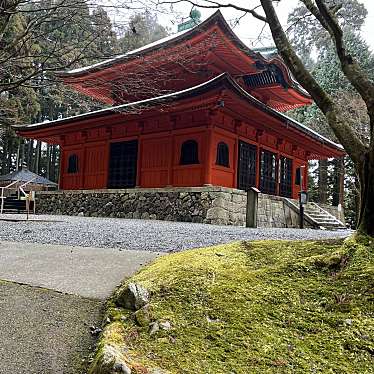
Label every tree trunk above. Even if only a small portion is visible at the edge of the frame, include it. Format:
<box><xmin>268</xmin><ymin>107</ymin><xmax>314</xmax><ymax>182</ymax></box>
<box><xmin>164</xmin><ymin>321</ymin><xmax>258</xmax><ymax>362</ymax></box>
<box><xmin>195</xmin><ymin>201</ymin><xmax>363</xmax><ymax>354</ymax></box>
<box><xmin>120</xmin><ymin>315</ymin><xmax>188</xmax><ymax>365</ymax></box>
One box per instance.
<box><xmin>46</xmin><ymin>144</ymin><xmax>51</xmax><ymax>179</ymax></box>
<box><xmin>339</xmin><ymin>157</ymin><xmax>345</xmax><ymax>208</ymax></box>
<box><xmin>318</xmin><ymin>159</ymin><xmax>328</xmax><ymax>204</ymax></box>
<box><xmin>27</xmin><ymin>140</ymin><xmax>33</xmax><ymax>169</ymax></box>
<box><xmin>51</xmin><ymin>145</ymin><xmax>58</xmax><ymax>182</ymax></box>
<box><xmin>1</xmin><ymin>135</ymin><xmax>8</xmax><ymax>174</ymax></box>
<box><xmin>331</xmin><ymin>158</ymin><xmax>343</xmax><ymax>207</ymax></box>
<box><xmin>356</xmin><ymin>150</ymin><xmax>374</xmax><ymax>236</ymax></box>
<box><xmin>33</xmin><ymin>140</ymin><xmax>41</xmax><ymax>174</ymax></box>
<box><xmin>354</xmin><ymin>173</ymin><xmax>360</xmax><ymax>227</ymax></box>
<box><xmin>20</xmin><ymin>138</ymin><xmax>25</xmax><ymax>168</ymax></box>
<box><xmin>15</xmin><ymin>138</ymin><xmax>21</xmax><ymax>170</ymax></box>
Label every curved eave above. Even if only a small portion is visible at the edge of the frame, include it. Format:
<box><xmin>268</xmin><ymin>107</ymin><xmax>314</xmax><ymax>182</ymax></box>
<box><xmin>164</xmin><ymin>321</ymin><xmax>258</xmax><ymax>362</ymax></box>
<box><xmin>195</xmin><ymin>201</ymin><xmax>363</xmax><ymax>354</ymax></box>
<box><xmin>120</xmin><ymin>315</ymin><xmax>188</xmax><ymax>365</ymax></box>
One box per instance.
<box><xmin>56</xmin><ymin>11</ymin><xmax>261</xmax><ymax>78</ymax></box>
<box><xmin>15</xmin><ymin>75</ymin><xmax>229</xmax><ymax>132</ymax></box>
<box><xmin>225</xmin><ymin>78</ymin><xmax>343</xmax><ymax>156</ymax></box>
<box><xmin>15</xmin><ymin>73</ymin><xmax>342</xmax><ymax>157</ymax></box>
<box><xmin>56</xmin><ymin>11</ymin><xmax>310</xmax><ymax>102</ymax></box>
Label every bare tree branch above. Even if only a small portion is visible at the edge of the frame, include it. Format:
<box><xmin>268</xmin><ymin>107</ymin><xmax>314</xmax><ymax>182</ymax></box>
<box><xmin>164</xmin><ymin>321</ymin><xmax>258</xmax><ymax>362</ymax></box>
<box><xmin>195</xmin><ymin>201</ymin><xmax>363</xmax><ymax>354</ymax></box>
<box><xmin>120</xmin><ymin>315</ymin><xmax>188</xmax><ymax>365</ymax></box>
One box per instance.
<box><xmin>260</xmin><ymin>0</ymin><xmax>366</xmax><ymax>162</ymax></box>
<box><xmin>313</xmin><ymin>0</ymin><xmax>374</xmax><ymax>118</ymax></box>
<box><xmin>155</xmin><ymin>0</ymin><xmax>267</xmax><ymax>22</ymax></box>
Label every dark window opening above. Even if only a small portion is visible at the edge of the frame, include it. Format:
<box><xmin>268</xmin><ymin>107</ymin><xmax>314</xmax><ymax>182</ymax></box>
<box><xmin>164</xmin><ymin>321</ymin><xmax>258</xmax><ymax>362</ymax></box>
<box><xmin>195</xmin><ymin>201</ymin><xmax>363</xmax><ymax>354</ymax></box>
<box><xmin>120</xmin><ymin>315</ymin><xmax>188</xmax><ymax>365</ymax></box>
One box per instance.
<box><xmin>67</xmin><ymin>154</ymin><xmax>78</xmax><ymax>174</ymax></box>
<box><xmin>237</xmin><ymin>141</ymin><xmax>257</xmax><ymax>190</ymax></box>
<box><xmin>216</xmin><ymin>142</ymin><xmax>229</xmax><ymax>167</ymax></box>
<box><xmin>279</xmin><ymin>156</ymin><xmax>293</xmax><ymax>197</ymax></box>
<box><xmin>295</xmin><ymin>167</ymin><xmax>301</xmax><ymax>186</ymax></box>
<box><xmin>260</xmin><ymin>149</ymin><xmax>277</xmax><ymax>194</ymax></box>
<box><xmin>180</xmin><ymin>140</ymin><xmax>199</xmax><ymax>165</ymax></box>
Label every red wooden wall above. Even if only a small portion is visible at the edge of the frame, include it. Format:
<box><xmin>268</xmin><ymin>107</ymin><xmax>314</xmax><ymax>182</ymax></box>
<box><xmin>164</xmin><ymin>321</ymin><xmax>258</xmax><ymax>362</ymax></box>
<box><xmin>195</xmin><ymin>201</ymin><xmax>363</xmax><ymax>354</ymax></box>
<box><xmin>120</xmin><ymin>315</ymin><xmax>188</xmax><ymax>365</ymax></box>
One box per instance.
<box><xmin>59</xmin><ymin>109</ymin><xmax>308</xmax><ymax>200</ymax></box>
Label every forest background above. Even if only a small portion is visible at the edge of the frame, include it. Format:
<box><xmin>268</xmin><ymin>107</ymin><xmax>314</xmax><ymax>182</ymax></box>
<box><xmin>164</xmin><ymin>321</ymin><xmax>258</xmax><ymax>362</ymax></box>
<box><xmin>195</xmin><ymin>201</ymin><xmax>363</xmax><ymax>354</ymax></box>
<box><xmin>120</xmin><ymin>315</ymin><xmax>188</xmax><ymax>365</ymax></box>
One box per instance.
<box><xmin>1</xmin><ymin>0</ymin><xmax>373</xmax><ymax>227</ymax></box>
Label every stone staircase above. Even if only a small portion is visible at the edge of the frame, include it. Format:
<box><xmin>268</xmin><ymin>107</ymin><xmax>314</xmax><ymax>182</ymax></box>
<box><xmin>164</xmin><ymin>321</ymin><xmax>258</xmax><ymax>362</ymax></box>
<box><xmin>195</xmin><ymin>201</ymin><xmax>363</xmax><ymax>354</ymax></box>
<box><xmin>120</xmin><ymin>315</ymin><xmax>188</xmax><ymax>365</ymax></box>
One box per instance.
<box><xmin>303</xmin><ymin>202</ymin><xmax>346</xmax><ymax>230</ymax></box>
<box><xmin>1</xmin><ymin>195</ymin><xmax>34</xmax><ymax>214</ymax></box>
<box><xmin>284</xmin><ymin>199</ymin><xmax>346</xmax><ymax>230</ymax></box>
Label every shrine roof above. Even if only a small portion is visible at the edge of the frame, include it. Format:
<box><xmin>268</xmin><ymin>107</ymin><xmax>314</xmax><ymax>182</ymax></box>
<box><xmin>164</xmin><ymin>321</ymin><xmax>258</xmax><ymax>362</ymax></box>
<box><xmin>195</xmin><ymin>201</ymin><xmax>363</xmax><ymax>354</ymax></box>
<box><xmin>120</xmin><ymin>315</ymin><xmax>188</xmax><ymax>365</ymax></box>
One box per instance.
<box><xmin>56</xmin><ymin>11</ymin><xmax>310</xmax><ymax>107</ymax></box>
<box><xmin>15</xmin><ymin>73</ymin><xmax>343</xmax><ymax>155</ymax></box>
<box><xmin>57</xmin><ymin>11</ymin><xmax>260</xmax><ymax>77</ymax></box>
<box><xmin>0</xmin><ymin>166</ymin><xmax>57</xmax><ymax>186</ymax></box>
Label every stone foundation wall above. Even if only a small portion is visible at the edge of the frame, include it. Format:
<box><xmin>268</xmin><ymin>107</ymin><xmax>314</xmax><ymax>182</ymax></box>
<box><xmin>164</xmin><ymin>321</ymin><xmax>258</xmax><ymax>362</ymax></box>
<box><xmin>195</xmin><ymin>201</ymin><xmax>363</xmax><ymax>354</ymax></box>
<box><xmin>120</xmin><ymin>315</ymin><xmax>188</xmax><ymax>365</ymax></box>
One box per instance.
<box><xmin>36</xmin><ymin>188</ymin><xmax>344</xmax><ymax>228</ymax></box>
<box><xmin>257</xmin><ymin>194</ymin><xmax>286</xmax><ymax>228</ymax></box>
<box><xmin>36</xmin><ymin>187</ymin><xmax>247</xmax><ymax>226</ymax></box>
<box><xmin>256</xmin><ymin>194</ymin><xmax>312</xmax><ymax>228</ymax></box>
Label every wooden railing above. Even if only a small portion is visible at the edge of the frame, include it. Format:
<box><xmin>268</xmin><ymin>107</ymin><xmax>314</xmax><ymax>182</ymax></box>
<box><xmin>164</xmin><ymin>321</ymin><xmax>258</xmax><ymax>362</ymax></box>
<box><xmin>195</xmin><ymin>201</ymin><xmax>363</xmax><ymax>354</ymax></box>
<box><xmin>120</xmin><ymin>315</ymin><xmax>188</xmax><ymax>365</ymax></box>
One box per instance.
<box><xmin>0</xmin><ymin>180</ymin><xmax>19</xmax><ymax>214</ymax></box>
<box><xmin>0</xmin><ymin>178</ymin><xmax>37</xmax><ymax>216</ymax></box>
<box><xmin>18</xmin><ymin>178</ymin><xmax>37</xmax><ymax>218</ymax></box>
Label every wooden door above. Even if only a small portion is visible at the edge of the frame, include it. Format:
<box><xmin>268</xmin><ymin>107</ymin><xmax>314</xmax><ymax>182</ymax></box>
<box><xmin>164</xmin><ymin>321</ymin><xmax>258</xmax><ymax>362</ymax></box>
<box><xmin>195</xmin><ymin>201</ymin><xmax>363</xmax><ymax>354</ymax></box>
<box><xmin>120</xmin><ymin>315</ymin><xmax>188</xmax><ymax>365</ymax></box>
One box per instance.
<box><xmin>237</xmin><ymin>141</ymin><xmax>257</xmax><ymax>191</ymax></box>
<box><xmin>108</xmin><ymin>140</ymin><xmax>138</xmax><ymax>188</ymax></box>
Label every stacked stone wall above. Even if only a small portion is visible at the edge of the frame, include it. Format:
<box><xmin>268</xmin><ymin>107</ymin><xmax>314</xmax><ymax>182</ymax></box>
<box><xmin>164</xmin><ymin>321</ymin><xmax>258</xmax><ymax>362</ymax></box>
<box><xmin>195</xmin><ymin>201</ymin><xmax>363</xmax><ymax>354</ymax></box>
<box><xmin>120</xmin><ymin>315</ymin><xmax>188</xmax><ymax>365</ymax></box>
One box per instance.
<box><xmin>36</xmin><ymin>188</ymin><xmax>343</xmax><ymax>228</ymax></box>
<box><xmin>36</xmin><ymin>187</ymin><xmax>247</xmax><ymax>226</ymax></box>
<box><xmin>256</xmin><ymin>194</ymin><xmax>285</xmax><ymax>228</ymax></box>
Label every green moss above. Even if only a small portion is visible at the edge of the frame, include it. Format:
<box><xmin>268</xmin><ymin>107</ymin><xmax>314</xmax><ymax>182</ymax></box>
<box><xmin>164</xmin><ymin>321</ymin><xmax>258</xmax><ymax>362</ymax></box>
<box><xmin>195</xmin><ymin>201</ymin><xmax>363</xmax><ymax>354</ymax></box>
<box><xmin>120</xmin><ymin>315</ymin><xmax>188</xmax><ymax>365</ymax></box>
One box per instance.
<box><xmin>98</xmin><ymin>239</ymin><xmax>374</xmax><ymax>373</ymax></box>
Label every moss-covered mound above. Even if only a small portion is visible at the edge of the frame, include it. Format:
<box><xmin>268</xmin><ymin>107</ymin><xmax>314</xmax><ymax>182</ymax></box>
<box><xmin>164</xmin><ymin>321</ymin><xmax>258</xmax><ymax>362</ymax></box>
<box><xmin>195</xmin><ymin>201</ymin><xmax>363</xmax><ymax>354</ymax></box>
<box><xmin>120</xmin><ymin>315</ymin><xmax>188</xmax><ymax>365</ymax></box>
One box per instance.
<box><xmin>94</xmin><ymin>238</ymin><xmax>374</xmax><ymax>373</ymax></box>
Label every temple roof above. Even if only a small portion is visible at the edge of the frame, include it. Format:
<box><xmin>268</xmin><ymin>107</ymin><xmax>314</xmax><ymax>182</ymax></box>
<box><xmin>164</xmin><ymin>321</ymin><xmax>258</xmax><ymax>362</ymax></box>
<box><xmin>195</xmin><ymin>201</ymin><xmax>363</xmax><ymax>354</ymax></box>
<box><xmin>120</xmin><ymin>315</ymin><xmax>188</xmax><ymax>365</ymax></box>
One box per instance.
<box><xmin>58</xmin><ymin>11</ymin><xmax>261</xmax><ymax>77</ymax></box>
<box><xmin>0</xmin><ymin>166</ymin><xmax>57</xmax><ymax>186</ymax></box>
<box><xmin>15</xmin><ymin>73</ymin><xmax>343</xmax><ymax>159</ymax></box>
<box><xmin>56</xmin><ymin>11</ymin><xmax>311</xmax><ymax>111</ymax></box>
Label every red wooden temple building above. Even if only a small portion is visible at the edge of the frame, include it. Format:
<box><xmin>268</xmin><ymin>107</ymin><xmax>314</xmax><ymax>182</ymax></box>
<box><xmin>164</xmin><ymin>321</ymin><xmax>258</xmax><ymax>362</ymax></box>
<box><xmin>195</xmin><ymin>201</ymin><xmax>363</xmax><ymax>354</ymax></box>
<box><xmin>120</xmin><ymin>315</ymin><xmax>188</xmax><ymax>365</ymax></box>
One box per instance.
<box><xmin>16</xmin><ymin>11</ymin><xmax>344</xmax><ymax>202</ymax></box>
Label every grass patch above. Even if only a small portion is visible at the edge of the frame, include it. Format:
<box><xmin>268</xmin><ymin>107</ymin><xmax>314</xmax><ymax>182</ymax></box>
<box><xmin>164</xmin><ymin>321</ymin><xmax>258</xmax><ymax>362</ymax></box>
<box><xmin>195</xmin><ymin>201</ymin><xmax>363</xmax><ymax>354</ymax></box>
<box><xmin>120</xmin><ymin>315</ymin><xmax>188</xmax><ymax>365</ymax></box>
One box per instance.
<box><xmin>105</xmin><ymin>238</ymin><xmax>374</xmax><ymax>373</ymax></box>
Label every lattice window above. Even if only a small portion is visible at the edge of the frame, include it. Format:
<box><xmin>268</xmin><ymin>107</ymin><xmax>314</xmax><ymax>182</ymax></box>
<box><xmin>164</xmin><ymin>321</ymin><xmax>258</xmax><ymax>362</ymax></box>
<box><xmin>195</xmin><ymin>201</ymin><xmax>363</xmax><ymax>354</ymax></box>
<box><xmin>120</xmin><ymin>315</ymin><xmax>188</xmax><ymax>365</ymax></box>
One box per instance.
<box><xmin>216</xmin><ymin>142</ymin><xmax>229</xmax><ymax>167</ymax></box>
<box><xmin>108</xmin><ymin>140</ymin><xmax>138</xmax><ymax>188</ymax></box>
<box><xmin>260</xmin><ymin>149</ymin><xmax>277</xmax><ymax>194</ymax></box>
<box><xmin>237</xmin><ymin>141</ymin><xmax>257</xmax><ymax>190</ymax></box>
<box><xmin>180</xmin><ymin>140</ymin><xmax>199</xmax><ymax>165</ymax></box>
<box><xmin>67</xmin><ymin>154</ymin><xmax>78</xmax><ymax>174</ymax></box>
<box><xmin>295</xmin><ymin>167</ymin><xmax>301</xmax><ymax>186</ymax></box>
<box><xmin>279</xmin><ymin>156</ymin><xmax>292</xmax><ymax>197</ymax></box>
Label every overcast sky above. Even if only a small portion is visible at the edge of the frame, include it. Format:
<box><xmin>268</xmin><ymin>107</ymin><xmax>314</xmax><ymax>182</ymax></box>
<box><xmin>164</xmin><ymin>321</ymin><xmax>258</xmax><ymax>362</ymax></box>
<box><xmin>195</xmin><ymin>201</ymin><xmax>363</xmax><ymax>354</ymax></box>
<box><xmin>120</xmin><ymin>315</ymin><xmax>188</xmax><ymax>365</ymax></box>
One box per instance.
<box><xmin>156</xmin><ymin>0</ymin><xmax>374</xmax><ymax>51</ymax></box>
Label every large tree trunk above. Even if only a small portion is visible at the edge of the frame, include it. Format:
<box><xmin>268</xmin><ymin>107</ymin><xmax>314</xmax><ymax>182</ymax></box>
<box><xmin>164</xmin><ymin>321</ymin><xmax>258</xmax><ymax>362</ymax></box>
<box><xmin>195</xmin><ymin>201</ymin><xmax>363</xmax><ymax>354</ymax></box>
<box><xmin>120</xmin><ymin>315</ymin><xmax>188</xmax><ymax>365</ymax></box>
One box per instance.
<box><xmin>27</xmin><ymin>140</ymin><xmax>33</xmax><ymax>168</ymax></box>
<box><xmin>46</xmin><ymin>144</ymin><xmax>51</xmax><ymax>179</ymax></box>
<box><xmin>339</xmin><ymin>158</ymin><xmax>345</xmax><ymax>208</ymax></box>
<box><xmin>318</xmin><ymin>160</ymin><xmax>328</xmax><ymax>204</ymax></box>
<box><xmin>356</xmin><ymin>151</ymin><xmax>374</xmax><ymax>236</ymax></box>
<box><xmin>33</xmin><ymin>140</ymin><xmax>41</xmax><ymax>174</ymax></box>
<box><xmin>331</xmin><ymin>158</ymin><xmax>344</xmax><ymax>207</ymax></box>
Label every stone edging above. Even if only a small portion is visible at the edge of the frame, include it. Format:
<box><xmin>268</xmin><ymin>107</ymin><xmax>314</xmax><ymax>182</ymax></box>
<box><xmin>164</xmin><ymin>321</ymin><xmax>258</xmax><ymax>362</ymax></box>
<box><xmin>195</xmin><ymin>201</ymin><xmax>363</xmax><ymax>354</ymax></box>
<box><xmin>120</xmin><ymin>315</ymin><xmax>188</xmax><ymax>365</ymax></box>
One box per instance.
<box><xmin>88</xmin><ymin>283</ymin><xmax>168</xmax><ymax>374</ymax></box>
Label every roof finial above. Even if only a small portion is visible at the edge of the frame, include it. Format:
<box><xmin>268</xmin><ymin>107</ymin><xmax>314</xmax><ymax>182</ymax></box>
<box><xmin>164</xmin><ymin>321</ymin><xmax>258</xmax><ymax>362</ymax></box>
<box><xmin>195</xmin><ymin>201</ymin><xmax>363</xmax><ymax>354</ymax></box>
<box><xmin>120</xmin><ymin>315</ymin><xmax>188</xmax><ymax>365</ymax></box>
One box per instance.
<box><xmin>178</xmin><ymin>9</ymin><xmax>202</xmax><ymax>32</ymax></box>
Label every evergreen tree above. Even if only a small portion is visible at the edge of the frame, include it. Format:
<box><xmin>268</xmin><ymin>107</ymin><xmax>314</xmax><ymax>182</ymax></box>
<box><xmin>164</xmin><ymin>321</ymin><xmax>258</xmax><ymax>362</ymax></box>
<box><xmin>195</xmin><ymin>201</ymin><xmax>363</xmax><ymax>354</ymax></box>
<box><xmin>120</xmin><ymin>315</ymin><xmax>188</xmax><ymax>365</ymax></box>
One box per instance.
<box><xmin>1</xmin><ymin>2</ymin><xmax>169</xmax><ymax>181</ymax></box>
<box><xmin>287</xmin><ymin>0</ymin><xmax>367</xmax><ymax>68</ymax></box>
<box><xmin>119</xmin><ymin>11</ymin><xmax>169</xmax><ymax>52</ymax></box>
<box><xmin>287</xmin><ymin>13</ymin><xmax>374</xmax><ymax>227</ymax></box>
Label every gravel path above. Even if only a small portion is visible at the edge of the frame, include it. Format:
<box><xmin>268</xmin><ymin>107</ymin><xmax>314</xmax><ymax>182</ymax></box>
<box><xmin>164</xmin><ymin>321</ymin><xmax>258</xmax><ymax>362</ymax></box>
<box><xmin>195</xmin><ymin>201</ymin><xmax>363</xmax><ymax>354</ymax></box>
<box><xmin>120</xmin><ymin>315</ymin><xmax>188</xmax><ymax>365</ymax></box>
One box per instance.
<box><xmin>0</xmin><ymin>280</ymin><xmax>101</xmax><ymax>374</ymax></box>
<box><xmin>0</xmin><ymin>214</ymin><xmax>351</xmax><ymax>252</ymax></box>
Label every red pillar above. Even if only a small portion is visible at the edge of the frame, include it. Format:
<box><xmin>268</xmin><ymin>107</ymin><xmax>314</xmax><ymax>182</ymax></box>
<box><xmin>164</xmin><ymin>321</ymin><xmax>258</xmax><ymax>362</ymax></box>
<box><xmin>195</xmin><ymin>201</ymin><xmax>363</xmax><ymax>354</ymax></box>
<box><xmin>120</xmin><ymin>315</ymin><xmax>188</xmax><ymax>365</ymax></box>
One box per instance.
<box><xmin>203</xmin><ymin>125</ymin><xmax>214</xmax><ymax>185</ymax></box>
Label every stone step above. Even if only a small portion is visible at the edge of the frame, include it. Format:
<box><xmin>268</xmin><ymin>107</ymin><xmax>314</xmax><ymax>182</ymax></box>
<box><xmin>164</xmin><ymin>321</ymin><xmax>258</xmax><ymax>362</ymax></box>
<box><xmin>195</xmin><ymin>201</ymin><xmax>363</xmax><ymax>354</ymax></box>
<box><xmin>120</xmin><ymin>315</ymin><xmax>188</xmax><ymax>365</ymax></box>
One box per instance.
<box><xmin>306</xmin><ymin>213</ymin><xmax>333</xmax><ymax>218</ymax></box>
<box><xmin>318</xmin><ymin>221</ymin><xmax>343</xmax><ymax>226</ymax></box>
<box><xmin>308</xmin><ymin>216</ymin><xmax>338</xmax><ymax>223</ymax></box>
<box><xmin>318</xmin><ymin>223</ymin><xmax>345</xmax><ymax>229</ymax></box>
